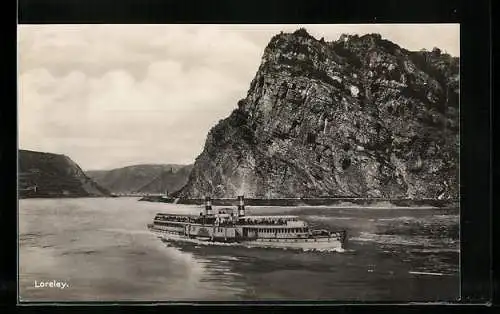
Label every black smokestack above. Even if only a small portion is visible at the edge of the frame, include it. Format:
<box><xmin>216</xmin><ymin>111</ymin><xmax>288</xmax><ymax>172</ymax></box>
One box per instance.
<box><xmin>237</xmin><ymin>195</ymin><xmax>245</xmax><ymax>217</ymax></box>
<box><xmin>205</xmin><ymin>196</ymin><xmax>213</xmax><ymax>215</ymax></box>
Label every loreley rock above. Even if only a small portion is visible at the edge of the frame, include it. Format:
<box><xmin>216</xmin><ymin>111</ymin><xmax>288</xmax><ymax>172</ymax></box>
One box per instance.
<box><xmin>178</xmin><ymin>29</ymin><xmax>459</xmax><ymax>199</ymax></box>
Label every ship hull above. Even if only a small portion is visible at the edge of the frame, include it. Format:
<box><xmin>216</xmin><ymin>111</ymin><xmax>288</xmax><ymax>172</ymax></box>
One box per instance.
<box><xmin>149</xmin><ymin>227</ymin><xmax>344</xmax><ymax>251</ymax></box>
<box><xmin>240</xmin><ymin>237</ymin><xmax>344</xmax><ymax>251</ymax></box>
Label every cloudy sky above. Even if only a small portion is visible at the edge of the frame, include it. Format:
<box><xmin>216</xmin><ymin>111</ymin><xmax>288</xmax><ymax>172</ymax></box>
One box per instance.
<box><xmin>18</xmin><ymin>24</ymin><xmax>459</xmax><ymax>170</ymax></box>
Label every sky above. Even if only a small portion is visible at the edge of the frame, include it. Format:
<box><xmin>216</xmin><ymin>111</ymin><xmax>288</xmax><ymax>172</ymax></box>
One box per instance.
<box><xmin>18</xmin><ymin>24</ymin><xmax>459</xmax><ymax>170</ymax></box>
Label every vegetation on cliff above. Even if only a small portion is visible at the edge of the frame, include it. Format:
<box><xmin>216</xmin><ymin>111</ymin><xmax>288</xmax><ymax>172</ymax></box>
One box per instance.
<box><xmin>176</xmin><ymin>29</ymin><xmax>459</xmax><ymax>199</ymax></box>
<box><xmin>19</xmin><ymin>150</ymin><xmax>110</xmax><ymax>198</ymax></box>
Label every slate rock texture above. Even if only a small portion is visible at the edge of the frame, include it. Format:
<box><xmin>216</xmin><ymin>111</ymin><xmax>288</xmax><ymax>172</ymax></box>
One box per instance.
<box><xmin>177</xmin><ymin>29</ymin><xmax>459</xmax><ymax>199</ymax></box>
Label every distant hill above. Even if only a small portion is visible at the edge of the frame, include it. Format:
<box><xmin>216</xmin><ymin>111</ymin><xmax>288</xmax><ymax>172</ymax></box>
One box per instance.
<box><xmin>86</xmin><ymin>164</ymin><xmax>192</xmax><ymax>194</ymax></box>
<box><xmin>136</xmin><ymin>165</ymin><xmax>194</xmax><ymax>194</ymax></box>
<box><xmin>18</xmin><ymin>149</ymin><xmax>110</xmax><ymax>198</ymax></box>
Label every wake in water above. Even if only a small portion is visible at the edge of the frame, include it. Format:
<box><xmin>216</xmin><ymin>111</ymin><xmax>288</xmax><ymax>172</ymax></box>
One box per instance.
<box><xmin>101</xmin><ymin>228</ymin><xmax>155</xmax><ymax>236</ymax></box>
<box><xmin>306</xmin><ymin>215</ymin><xmax>354</xmax><ymax>221</ymax></box>
<box><xmin>377</xmin><ymin>214</ymin><xmax>459</xmax><ymax>224</ymax></box>
<box><xmin>352</xmin><ymin>231</ymin><xmax>458</xmax><ymax>250</ymax></box>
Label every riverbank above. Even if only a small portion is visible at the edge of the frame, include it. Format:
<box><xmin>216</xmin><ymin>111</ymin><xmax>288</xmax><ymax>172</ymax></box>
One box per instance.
<box><xmin>19</xmin><ymin>194</ymin><xmax>115</xmax><ymax>199</ymax></box>
<box><xmin>138</xmin><ymin>196</ymin><xmax>458</xmax><ymax>209</ymax></box>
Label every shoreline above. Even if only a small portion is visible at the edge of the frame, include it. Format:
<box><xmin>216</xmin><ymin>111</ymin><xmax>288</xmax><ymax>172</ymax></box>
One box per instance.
<box><xmin>18</xmin><ymin>196</ymin><xmax>458</xmax><ymax>210</ymax></box>
<box><xmin>138</xmin><ymin>196</ymin><xmax>458</xmax><ymax>209</ymax></box>
<box><xmin>19</xmin><ymin>195</ymin><xmax>112</xmax><ymax>200</ymax></box>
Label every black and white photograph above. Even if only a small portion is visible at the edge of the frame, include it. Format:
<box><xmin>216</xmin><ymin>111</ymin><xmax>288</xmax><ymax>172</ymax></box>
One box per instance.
<box><xmin>18</xmin><ymin>24</ymin><xmax>460</xmax><ymax>302</ymax></box>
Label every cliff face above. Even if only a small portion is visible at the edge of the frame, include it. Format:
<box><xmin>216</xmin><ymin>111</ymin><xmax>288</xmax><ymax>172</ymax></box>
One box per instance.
<box><xmin>19</xmin><ymin>150</ymin><xmax>110</xmax><ymax>198</ymax></box>
<box><xmin>86</xmin><ymin>164</ymin><xmax>189</xmax><ymax>194</ymax></box>
<box><xmin>178</xmin><ymin>29</ymin><xmax>459</xmax><ymax>199</ymax></box>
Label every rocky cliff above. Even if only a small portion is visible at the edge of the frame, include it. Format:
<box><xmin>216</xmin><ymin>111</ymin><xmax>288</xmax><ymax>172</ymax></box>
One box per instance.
<box><xmin>19</xmin><ymin>150</ymin><xmax>110</xmax><ymax>198</ymax></box>
<box><xmin>177</xmin><ymin>29</ymin><xmax>459</xmax><ymax>199</ymax></box>
<box><xmin>86</xmin><ymin>164</ymin><xmax>191</xmax><ymax>194</ymax></box>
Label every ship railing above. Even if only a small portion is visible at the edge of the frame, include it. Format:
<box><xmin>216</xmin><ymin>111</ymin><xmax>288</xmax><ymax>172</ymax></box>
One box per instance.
<box><xmin>239</xmin><ymin>219</ymin><xmax>288</xmax><ymax>226</ymax></box>
<box><xmin>154</xmin><ymin>217</ymin><xmax>224</xmax><ymax>226</ymax></box>
<box><xmin>155</xmin><ymin>216</ymin><xmax>205</xmax><ymax>224</ymax></box>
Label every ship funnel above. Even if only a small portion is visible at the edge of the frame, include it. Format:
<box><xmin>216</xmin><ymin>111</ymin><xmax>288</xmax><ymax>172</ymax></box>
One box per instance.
<box><xmin>237</xmin><ymin>195</ymin><xmax>245</xmax><ymax>217</ymax></box>
<box><xmin>205</xmin><ymin>196</ymin><xmax>213</xmax><ymax>216</ymax></box>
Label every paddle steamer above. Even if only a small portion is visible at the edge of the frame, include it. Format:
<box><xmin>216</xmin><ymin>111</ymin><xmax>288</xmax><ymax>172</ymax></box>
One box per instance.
<box><xmin>148</xmin><ymin>196</ymin><xmax>347</xmax><ymax>250</ymax></box>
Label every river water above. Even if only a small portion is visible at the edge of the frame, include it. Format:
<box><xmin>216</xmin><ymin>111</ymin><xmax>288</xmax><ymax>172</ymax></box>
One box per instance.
<box><xmin>19</xmin><ymin>197</ymin><xmax>459</xmax><ymax>302</ymax></box>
